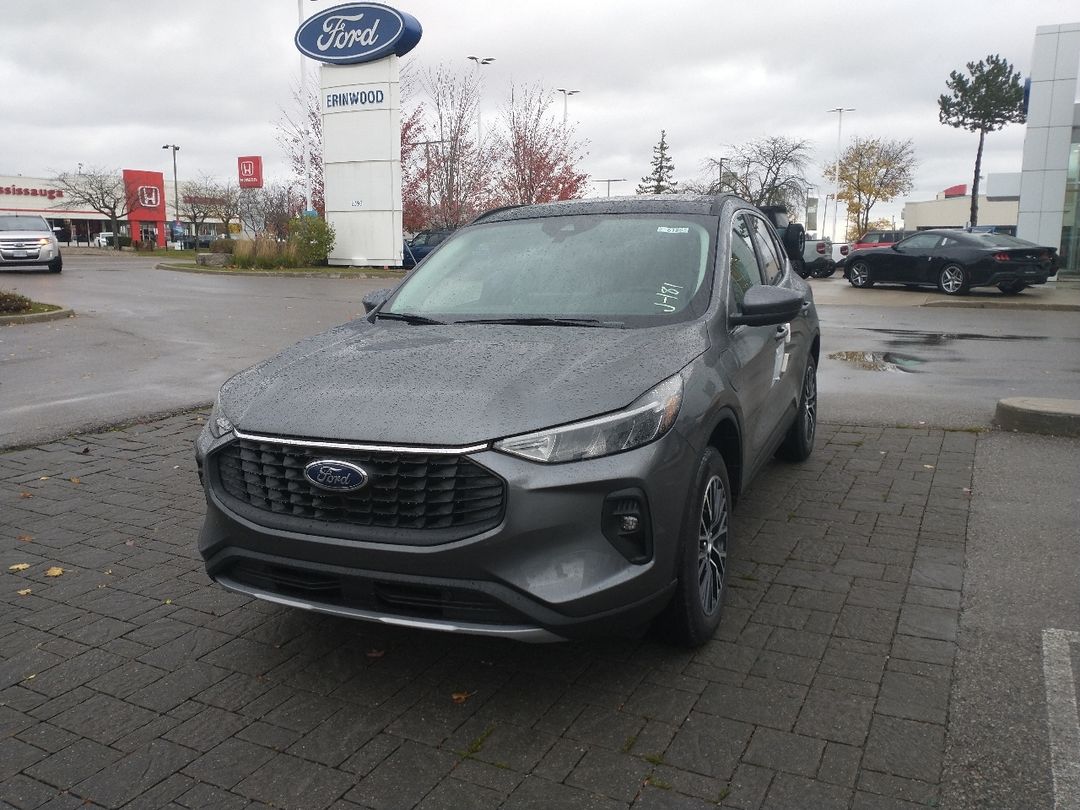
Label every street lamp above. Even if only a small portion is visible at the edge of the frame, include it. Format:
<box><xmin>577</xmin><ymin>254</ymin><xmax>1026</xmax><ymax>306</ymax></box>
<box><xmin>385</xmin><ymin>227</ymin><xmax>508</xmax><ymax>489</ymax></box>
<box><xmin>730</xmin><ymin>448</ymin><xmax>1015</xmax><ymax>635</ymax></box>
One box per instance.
<box><xmin>161</xmin><ymin>144</ymin><xmax>180</xmax><ymax>234</ymax></box>
<box><xmin>467</xmin><ymin>56</ymin><xmax>495</xmax><ymax>145</ymax></box>
<box><xmin>595</xmin><ymin>178</ymin><xmax>626</xmax><ymax>196</ymax></box>
<box><xmin>555</xmin><ymin>88</ymin><xmax>580</xmax><ymax>126</ymax></box>
<box><xmin>827</xmin><ymin>107</ymin><xmax>854</xmax><ymax>242</ymax></box>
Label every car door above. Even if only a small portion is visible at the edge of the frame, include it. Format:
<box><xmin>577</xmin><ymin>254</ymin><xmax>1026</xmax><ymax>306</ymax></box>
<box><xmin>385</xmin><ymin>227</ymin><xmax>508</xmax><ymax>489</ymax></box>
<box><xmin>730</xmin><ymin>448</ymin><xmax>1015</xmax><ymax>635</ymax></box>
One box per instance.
<box><xmin>719</xmin><ymin>211</ymin><xmax>786</xmax><ymax>468</ymax></box>
<box><xmin>887</xmin><ymin>232</ymin><xmax>943</xmax><ymax>283</ymax></box>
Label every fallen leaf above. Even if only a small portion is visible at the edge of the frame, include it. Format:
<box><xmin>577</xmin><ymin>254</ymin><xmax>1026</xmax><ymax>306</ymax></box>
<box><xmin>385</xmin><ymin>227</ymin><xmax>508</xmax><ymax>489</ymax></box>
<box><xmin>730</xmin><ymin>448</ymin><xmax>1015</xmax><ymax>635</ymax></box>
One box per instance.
<box><xmin>451</xmin><ymin>690</ymin><xmax>477</xmax><ymax>705</ymax></box>
<box><xmin>23</xmin><ymin>673</ymin><xmax>35</xmax><ymax>680</ymax></box>
<box><xmin>164</xmin><ymin>598</ymin><xmax>173</xmax><ymax>605</ymax></box>
<box><xmin>80</xmin><ymin>447</ymin><xmax>90</xmax><ymax>455</ymax></box>
<box><xmin>44</xmin><ymin>567</ymin><xmax>64</xmax><ymax>577</ymax></box>
<box><xmin>16</xmin><ymin>588</ymin><xmax>32</xmax><ymax>596</ymax></box>
<box><xmin>19</xmin><ymin>492</ymin><xmax>32</xmax><ymax>499</ymax></box>
<box><xmin>38</xmin><ymin>476</ymin><xmax>50</xmax><ymax>481</ymax></box>
<box><xmin>923</xmin><ymin>464</ymin><xmax>935</xmax><ymax>469</ymax></box>
<box><xmin>124</xmin><ymin>539</ymin><xmax>136</xmax><ymax>547</ymax></box>
<box><xmin>17</xmin><ymin>535</ymin><xmax>32</xmax><ymax>542</ymax></box>
<box><xmin>69</xmin><ymin>477</ymin><xmax>81</xmax><ymax>485</ymax></box>
<box><xmin>366</xmin><ymin>649</ymin><xmax>385</xmax><ymax>659</ymax></box>
<box><xmin>8</xmin><ymin>563</ymin><xmax>31</xmax><ymax>572</ymax></box>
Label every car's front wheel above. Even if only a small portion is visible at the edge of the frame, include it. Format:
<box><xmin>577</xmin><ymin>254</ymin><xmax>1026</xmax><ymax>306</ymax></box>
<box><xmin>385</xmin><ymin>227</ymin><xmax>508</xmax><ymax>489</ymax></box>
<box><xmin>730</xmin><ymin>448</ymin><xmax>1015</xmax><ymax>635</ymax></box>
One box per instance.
<box><xmin>777</xmin><ymin>357</ymin><xmax>817</xmax><ymax>462</ymax></box>
<box><xmin>938</xmin><ymin>264</ymin><xmax>967</xmax><ymax>295</ymax></box>
<box><xmin>660</xmin><ymin>447</ymin><xmax>730</xmax><ymax>647</ymax></box>
<box><xmin>848</xmin><ymin>260</ymin><xmax>873</xmax><ymax>288</ymax></box>
<box><xmin>48</xmin><ymin>255</ymin><xmax>62</xmax><ymax>273</ymax></box>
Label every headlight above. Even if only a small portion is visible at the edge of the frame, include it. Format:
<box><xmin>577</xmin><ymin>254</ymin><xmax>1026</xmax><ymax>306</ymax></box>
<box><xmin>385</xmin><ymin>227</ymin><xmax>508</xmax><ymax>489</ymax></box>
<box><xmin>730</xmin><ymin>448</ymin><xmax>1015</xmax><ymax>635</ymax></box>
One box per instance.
<box><xmin>494</xmin><ymin>374</ymin><xmax>683</xmax><ymax>463</ymax></box>
<box><xmin>208</xmin><ymin>393</ymin><xmax>234</xmax><ymax>438</ymax></box>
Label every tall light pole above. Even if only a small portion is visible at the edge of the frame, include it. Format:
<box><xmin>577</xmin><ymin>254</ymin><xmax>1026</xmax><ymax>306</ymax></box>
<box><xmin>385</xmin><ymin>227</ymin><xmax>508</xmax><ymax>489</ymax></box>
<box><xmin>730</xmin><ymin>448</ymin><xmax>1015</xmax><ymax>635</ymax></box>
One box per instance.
<box><xmin>467</xmin><ymin>56</ymin><xmax>495</xmax><ymax>145</ymax></box>
<box><xmin>595</xmin><ymin>179</ymin><xmax>626</xmax><ymax>196</ymax></box>
<box><xmin>298</xmin><ymin>0</ymin><xmax>313</xmax><ymax>213</ymax></box>
<box><xmin>714</xmin><ymin>156</ymin><xmax>727</xmax><ymax>193</ymax></box>
<box><xmin>555</xmin><ymin>88</ymin><xmax>580</xmax><ymax>126</ymax></box>
<box><xmin>161</xmin><ymin>144</ymin><xmax>180</xmax><ymax>234</ymax></box>
<box><xmin>827</xmin><ymin>107</ymin><xmax>854</xmax><ymax>242</ymax></box>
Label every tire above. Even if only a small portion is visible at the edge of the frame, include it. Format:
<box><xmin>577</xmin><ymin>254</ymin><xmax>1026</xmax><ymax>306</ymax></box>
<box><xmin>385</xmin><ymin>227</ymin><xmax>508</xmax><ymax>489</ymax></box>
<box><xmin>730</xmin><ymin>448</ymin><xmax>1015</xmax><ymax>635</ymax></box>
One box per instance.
<box><xmin>777</xmin><ymin>357</ymin><xmax>817</xmax><ymax>462</ymax></box>
<box><xmin>848</xmin><ymin>260</ymin><xmax>873</xmax><ymax>288</ymax></box>
<box><xmin>998</xmin><ymin>281</ymin><xmax>1026</xmax><ymax>295</ymax></box>
<box><xmin>812</xmin><ymin>266</ymin><xmax>837</xmax><ymax>279</ymax></box>
<box><xmin>937</xmin><ymin>264</ymin><xmax>967</xmax><ymax>295</ymax></box>
<box><xmin>658</xmin><ymin>447</ymin><xmax>731</xmax><ymax>647</ymax></box>
<box><xmin>792</xmin><ymin>258</ymin><xmax>810</xmax><ymax>279</ymax></box>
<box><xmin>47</xmin><ymin>255</ymin><xmax>62</xmax><ymax>273</ymax></box>
<box><xmin>782</xmin><ymin>223</ymin><xmax>806</xmax><ymax>261</ymax></box>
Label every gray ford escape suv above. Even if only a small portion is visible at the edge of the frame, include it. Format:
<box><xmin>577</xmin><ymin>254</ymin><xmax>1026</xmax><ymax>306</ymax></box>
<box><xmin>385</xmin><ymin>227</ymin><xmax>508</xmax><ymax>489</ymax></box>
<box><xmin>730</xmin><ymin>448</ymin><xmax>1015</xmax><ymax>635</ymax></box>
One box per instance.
<box><xmin>196</xmin><ymin>195</ymin><xmax>820</xmax><ymax>646</ymax></box>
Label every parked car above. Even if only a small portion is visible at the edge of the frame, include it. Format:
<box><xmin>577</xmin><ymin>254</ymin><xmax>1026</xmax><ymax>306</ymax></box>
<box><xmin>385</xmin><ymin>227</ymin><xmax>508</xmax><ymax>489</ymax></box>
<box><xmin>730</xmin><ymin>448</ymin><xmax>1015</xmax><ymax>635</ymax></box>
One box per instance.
<box><xmin>402</xmin><ymin>228</ymin><xmax>454</xmax><ymax>268</ymax></box>
<box><xmin>851</xmin><ymin>230</ymin><xmax>915</xmax><ymax>251</ymax></box>
<box><xmin>94</xmin><ymin>231</ymin><xmax>115</xmax><ymax>248</ymax></box>
<box><xmin>844</xmin><ymin>229</ymin><xmax>1056</xmax><ymax>295</ymax></box>
<box><xmin>0</xmin><ymin>214</ymin><xmax>62</xmax><ymax>272</ymax></box>
<box><xmin>195</xmin><ymin>194</ymin><xmax>821</xmax><ymax>646</ymax></box>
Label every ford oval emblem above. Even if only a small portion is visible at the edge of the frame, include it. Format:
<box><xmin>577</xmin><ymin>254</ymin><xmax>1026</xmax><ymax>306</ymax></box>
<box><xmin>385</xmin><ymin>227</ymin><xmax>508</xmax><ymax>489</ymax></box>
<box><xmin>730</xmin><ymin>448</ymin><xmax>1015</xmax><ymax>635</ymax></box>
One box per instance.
<box><xmin>295</xmin><ymin>2</ymin><xmax>422</xmax><ymax>65</ymax></box>
<box><xmin>303</xmin><ymin>459</ymin><xmax>370</xmax><ymax>492</ymax></box>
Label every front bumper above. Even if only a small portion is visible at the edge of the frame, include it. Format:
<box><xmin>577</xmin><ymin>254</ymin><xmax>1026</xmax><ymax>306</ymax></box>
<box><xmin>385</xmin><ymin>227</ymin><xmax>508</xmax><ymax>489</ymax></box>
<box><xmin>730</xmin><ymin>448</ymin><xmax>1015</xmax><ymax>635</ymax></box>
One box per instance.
<box><xmin>0</xmin><ymin>240</ymin><xmax>59</xmax><ymax>267</ymax></box>
<box><xmin>195</xmin><ymin>425</ymin><xmax>696</xmax><ymax>640</ymax></box>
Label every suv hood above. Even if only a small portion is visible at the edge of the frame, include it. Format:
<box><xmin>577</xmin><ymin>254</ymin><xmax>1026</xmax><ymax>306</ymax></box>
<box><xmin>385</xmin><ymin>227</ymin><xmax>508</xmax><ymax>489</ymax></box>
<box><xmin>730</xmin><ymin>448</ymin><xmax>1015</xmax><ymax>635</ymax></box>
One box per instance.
<box><xmin>0</xmin><ymin>230</ymin><xmax>53</xmax><ymax>240</ymax></box>
<box><xmin>221</xmin><ymin>320</ymin><xmax>709</xmax><ymax>446</ymax></box>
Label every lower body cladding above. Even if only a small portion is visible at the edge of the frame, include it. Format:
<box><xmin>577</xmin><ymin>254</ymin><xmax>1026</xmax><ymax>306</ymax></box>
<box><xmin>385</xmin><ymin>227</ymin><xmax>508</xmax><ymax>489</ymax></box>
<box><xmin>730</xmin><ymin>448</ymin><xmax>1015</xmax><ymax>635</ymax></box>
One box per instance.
<box><xmin>196</xmin><ymin>429</ymin><xmax>698</xmax><ymax>642</ymax></box>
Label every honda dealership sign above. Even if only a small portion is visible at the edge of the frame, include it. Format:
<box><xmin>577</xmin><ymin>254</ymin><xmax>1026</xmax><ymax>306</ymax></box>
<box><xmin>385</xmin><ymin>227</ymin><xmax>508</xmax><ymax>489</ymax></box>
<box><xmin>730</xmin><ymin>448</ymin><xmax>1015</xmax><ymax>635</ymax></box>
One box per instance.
<box><xmin>237</xmin><ymin>156</ymin><xmax>263</xmax><ymax>189</ymax></box>
<box><xmin>297</xmin><ymin>2</ymin><xmax>422</xmax><ymax>266</ymax></box>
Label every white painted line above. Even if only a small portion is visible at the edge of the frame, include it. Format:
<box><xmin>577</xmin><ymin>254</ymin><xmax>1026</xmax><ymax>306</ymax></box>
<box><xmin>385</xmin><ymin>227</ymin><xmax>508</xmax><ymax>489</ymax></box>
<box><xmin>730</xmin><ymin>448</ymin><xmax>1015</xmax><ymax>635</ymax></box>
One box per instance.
<box><xmin>1043</xmin><ymin>628</ymin><xmax>1080</xmax><ymax>810</ymax></box>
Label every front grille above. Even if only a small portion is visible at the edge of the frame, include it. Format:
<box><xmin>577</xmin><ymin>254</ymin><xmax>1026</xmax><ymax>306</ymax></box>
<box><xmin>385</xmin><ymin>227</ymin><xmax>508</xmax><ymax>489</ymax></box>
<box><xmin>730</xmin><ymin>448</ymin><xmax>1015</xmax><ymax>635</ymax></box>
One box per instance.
<box><xmin>213</xmin><ymin>436</ymin><xmax>505</xmax><ymax>543</ymax></box>
<box><xmin>226</xmin><ymin>560</ymin><xmax>526</xmax><ymax>624</ymax></box>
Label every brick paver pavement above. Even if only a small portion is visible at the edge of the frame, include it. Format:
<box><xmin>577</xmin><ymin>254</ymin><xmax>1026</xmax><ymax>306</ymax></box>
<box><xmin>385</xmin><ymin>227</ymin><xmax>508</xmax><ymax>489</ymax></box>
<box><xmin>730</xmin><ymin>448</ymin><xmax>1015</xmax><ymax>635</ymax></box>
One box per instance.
<box><xmin>0</xmin><ymin>414</ymin><xmax>974</xmax><ymax>809</ymax></box>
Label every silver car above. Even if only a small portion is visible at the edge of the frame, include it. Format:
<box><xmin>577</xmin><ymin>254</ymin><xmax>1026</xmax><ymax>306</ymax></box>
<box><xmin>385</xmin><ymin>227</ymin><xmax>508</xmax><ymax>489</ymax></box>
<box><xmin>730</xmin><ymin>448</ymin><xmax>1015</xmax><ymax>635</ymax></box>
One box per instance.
<box><xmin>195</xmin><ymin>195</ymin><xmax>820</xmax><ymax>646</ymax></box>
<box><xmin>0</xmin><ymin>215</ymin><xmax>62</xmax><ymax>272</ymax></box>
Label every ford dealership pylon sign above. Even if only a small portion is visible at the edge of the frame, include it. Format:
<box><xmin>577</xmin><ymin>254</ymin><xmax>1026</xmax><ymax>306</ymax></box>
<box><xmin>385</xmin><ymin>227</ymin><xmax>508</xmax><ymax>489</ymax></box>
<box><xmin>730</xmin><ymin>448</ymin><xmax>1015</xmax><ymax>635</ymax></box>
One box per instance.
<box><xmin>295</xmin><ymin>3</ymin><xmax>422</xmax><ymax>65</ymax></box>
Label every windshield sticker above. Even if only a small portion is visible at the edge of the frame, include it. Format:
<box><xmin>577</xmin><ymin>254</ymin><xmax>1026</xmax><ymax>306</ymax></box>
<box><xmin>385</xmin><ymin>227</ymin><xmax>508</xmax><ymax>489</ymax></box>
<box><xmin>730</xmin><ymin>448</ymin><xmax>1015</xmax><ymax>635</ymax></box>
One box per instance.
<box><xmin>654</xmin><ymin>283</ymin><xmax>683</xmax><ymax>312</ymax></box>
<box><xmin>656</xmin><ymin>226</ymin><xmax>690</xmax><ymax>234</ymax></box>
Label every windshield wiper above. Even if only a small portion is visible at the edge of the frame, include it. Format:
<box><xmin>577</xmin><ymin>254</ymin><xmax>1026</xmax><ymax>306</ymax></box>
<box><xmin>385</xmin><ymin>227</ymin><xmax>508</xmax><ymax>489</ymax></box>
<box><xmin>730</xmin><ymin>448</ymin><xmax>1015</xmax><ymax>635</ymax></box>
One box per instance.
<box><xmin>375</xmin><ymin>311</ymin><xmax>446</xmax><ymax>325</ymax></box>
<box><xmin>453</xmin><ymin>316</ymin><xmax>622</xmax><ymax>328</ymax></box>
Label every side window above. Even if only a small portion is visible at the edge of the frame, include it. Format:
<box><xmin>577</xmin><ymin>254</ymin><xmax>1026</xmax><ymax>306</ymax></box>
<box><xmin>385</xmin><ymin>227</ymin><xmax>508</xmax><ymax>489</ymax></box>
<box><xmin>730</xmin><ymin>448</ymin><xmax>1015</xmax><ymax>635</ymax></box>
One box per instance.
<box><xmin>728</xmin><ymin>213</ymin><xmax>764</xmax><ymax>311</ymax></box>
<box><xmin>748</xmin><ymin>215</ymin><xmax>784</xmax><ymax>284</ymax></box>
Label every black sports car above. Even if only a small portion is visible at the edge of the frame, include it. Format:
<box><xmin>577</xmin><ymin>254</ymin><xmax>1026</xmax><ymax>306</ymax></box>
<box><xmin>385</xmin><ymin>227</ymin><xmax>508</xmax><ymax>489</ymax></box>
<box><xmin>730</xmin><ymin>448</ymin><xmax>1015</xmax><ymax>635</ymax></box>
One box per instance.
<box><xmin>844</xmin><ymin>230</ymin><xmax>1056</xmax><ymax>295</ymax></box>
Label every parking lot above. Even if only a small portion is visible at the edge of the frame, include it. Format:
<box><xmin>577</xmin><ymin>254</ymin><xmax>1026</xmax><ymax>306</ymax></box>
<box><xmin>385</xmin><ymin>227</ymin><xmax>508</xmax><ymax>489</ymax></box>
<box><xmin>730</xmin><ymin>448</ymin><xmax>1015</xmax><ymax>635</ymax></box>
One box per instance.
<box><xmin>1</xmin><ymin>258</ymin><xmax>1078</xmax><ymax>809</ymax></box>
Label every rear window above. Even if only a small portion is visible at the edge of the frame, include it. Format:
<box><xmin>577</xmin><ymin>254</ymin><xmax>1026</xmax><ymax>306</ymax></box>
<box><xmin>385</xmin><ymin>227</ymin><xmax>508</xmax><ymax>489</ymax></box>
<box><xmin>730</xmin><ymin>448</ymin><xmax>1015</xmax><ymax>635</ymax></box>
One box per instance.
<box><xmin>0</xmin><ymin>215</ymin><xmax>49</xmax><ymax>232</ymax></box>
<box><xmin>973</xmin><ymin>233</ymin><xmax>1037</xmax><ymax>248</ymax></box>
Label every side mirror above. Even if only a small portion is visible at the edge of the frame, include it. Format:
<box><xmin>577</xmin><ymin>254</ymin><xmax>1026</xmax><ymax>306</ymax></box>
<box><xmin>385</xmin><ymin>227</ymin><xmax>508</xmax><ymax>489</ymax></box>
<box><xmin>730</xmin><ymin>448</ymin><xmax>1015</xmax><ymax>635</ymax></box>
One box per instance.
<box><xmin>362</xmin><ymin>288</ymin><xmax>394</xmax><ymax>314</ymax></box>
<box><xmin>730</xmin><ymin>285</ymin><xmax>804</xmax><ymax>327</ymax></box>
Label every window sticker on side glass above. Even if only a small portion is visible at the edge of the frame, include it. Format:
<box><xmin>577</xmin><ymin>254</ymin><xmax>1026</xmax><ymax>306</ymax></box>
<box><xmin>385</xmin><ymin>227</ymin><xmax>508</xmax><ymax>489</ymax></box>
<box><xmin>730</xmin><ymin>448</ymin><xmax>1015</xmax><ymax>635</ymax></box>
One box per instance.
<box><xmin>656</xmin><ymin>226</ymin><xmax>690</xmax><ymax>234</ymax></box>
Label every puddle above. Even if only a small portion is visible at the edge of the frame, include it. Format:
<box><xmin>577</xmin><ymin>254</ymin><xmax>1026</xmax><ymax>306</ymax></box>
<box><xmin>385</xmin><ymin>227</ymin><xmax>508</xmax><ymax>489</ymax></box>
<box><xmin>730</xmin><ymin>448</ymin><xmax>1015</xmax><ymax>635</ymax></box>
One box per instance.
<box><xmin>828</xmin><ymin>351</ymin><xmax>926</xmax><ymax>373</ymax></box>
<box><xmin>858</xmin><ymin>328</ymin><xmax>1050</xmax><ymax>344</ymax></box>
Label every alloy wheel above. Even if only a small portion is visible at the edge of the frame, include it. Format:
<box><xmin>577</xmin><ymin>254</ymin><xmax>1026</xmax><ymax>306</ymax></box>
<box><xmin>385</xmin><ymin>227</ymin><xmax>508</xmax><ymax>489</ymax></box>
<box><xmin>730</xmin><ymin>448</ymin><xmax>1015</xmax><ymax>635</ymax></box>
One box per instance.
<box><xmin>940</xmin><ymin>265</ymin><xmax>965</xmax><ymax>294</ymax></box>
<box><xmin>849</xmin><ymin>262</ymin><xmax>869</xmax><ymax>287</ymax></box>
<box><xmin>698</xmin><ymin>475</ymin><xmax>728</xmax><ymax>616</ymax></box>
<box><xmin>801</xmin><ymin>363</ymin><xmax>817</xmax><ymax>446</ymax></box>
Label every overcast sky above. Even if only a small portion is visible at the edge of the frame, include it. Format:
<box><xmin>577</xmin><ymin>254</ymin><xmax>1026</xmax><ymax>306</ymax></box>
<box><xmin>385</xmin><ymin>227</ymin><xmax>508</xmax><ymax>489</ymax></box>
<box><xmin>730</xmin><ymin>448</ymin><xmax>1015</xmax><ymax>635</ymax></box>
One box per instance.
<box><xmin>2</xmin><ymin>0</ymin><xmax>1076</xmax><ymax>236</ymax></box>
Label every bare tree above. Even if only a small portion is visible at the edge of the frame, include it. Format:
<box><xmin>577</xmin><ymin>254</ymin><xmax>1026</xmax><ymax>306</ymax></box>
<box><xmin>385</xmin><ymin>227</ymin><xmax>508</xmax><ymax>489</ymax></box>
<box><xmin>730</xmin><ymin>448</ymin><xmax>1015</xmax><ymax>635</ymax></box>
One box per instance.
<box><xmin>711</xmin><ymin>137</ymin><xmax>812</xmax><ymax>212</ymax></box>
<box><xmin>423</xmin><ymin>64</ymin><xmax>496</xmax><ymax>228</ymax></box>
<box><xmin>208</xmin><ymin>181</ymin><xmax>242</xmax><ymax>238</ymax></box>
<box><xmin>277</xmin><ymin>81</ymin><xmax>324</xmax><ymax>216</ymax></box>
<box><xmin>53</xmin><ymin>168</ymin><xmax>137</xmax><ymax>250</ymax></box>
<box><xmin>493</xmin><ymin>84</ymin><xmax>589</xmax><ymax>206</ymax></box>
<box><xmin>178</xmin><ymin>177</ymin><xmax>222</xmax><ymax>241</ymax></box>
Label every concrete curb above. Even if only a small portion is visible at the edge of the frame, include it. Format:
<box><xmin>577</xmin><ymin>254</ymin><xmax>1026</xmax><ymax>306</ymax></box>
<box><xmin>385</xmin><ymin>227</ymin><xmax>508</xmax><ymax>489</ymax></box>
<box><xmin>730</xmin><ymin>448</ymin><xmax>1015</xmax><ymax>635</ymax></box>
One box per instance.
<box><xmin>994</xmin><ymin>397</ymin><xmax>1080</xmax><ymax>437</ymax></box>
<box><xmin>155</xmin><ymin>262</ymin><xmax>404</xmax><ymax>280</ymax></box>
<box><xmin>923</xmin><ymin>300</ymin><xmax>1080</xmax><ymax>312</ymax></box>
<box><xmin>0</xmin><ymin>307</ymin><xmax>74</xmax><ymax>325</ymax></box>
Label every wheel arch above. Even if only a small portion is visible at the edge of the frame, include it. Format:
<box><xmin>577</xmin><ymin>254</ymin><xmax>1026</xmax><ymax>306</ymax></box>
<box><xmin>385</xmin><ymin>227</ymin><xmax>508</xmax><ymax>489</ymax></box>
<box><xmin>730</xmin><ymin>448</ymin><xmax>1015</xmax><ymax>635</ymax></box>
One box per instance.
<box><xmin>705</xmin><ymin>410</ymin><xmax>744</xmax><ymax>507</ymax></box>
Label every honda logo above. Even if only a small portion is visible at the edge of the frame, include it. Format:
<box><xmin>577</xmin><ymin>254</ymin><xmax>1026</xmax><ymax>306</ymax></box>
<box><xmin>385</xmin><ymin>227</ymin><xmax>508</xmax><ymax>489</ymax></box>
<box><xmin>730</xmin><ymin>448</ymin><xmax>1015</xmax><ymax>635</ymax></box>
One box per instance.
<box><xmin>240</xmin><ymin>160</ymin><xmax>255</xmax><ymax>178</ymax></box>
<box><xmin>137</xmin><ymin>185</ymin><xmax>161</xmax><ymax>208</ymax></box>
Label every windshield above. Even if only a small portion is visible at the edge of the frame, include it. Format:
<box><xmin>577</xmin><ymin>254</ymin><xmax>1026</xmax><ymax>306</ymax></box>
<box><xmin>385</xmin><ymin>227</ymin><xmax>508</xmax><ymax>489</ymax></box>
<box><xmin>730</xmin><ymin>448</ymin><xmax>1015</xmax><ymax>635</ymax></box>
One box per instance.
<box><xmin>0</xmin><ymin>216</ymin><xmax>49</xmax><ymax>232</ymax></box>
<box><xmin>386</xmin><ymin>214</ymin><xmax>715</xmax><ymax>327</ymax></box>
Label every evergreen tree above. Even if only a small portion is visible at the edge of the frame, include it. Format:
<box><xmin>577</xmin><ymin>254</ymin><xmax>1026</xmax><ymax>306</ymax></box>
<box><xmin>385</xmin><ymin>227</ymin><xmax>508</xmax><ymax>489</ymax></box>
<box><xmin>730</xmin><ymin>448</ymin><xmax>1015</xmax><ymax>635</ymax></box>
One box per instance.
<box><xmin>637</xmin><ymin>130</ymin><xmax>678</xmax><ymax>194</ymax></box>
<box><xmin>938</xmin><ymin>54</ymin><xmax>1026</xmax><ymax>227</ymax></box>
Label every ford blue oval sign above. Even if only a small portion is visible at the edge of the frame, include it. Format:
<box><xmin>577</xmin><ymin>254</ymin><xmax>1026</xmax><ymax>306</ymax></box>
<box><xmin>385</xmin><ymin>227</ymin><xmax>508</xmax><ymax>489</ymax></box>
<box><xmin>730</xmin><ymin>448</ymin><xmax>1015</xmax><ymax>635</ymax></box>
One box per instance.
<box><xmin>295</xmin><ymin>3</ymin><xmax>422</xmax><ymax>65</ymax></box>
<box><xmin>303</xmin><ymin>459</ymin><xmax>370</xmax><ymax>492</ymax></box>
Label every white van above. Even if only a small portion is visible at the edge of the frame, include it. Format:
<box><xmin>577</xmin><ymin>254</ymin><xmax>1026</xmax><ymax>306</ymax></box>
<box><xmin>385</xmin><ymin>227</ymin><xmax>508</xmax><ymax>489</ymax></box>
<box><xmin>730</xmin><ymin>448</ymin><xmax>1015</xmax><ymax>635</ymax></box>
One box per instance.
<box><xmin>94</xmin><ymin>232</ymin><xmax>115</xmax><ymax>248</ymax></box>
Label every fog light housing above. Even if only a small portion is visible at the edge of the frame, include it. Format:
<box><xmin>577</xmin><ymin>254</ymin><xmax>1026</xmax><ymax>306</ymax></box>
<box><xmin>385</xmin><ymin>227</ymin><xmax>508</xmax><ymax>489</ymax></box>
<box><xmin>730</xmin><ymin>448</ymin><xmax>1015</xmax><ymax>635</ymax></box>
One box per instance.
<box><xmin>602</xmin><ymin>489</ymin><xmax>652</xmax><ymax>564</ymax></box>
